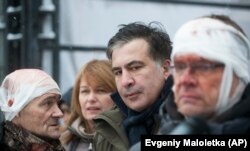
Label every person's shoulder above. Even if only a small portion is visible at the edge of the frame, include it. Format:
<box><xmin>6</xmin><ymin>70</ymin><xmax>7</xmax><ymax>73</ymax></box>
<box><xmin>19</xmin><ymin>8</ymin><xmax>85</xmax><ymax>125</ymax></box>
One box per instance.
<box><xmin>0</xmin><ymin>109</ymin><xmax>5</xmax><ymax>143</ymax></box>
<box><xmin>0</xmin><ymin>143</ymin><xmax>16</xmax><ymax>151</ymax></box>
<box><xmin>106</xmin><ymin>106</ymin><xmax>123</xmax><ymax>115</ymax></box>
<box><xmin>94</xmin><ymin>106</ymin><xmax>124</xmax><ymax>123</ymax></box>
<box><xmin>93</xmin><ymin>106</ymin><xmax>126</xmax><ymax>133</ymax></box>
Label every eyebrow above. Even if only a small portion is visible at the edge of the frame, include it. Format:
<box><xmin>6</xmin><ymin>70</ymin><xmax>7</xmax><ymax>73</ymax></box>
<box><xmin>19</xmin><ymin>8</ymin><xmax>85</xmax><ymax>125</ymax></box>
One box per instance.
<box><xmin>38</xmin><ymin>95</ymin><xmax>59</xmax><ymax>106</ymax></box>
<box><xmin>80</xmin><ymin>86</ymin><xmax>88</xmax><ymax>89</ymax></box>
<box><xmin>175</xmin><ymin>57</ymin><xmax>213</xmax><ymax>63</ymax></box>
<box><xmin>126</xmin><ymin>60</ymin><xmax>144</xmax><ymax>67</ymax></box>
<box><xmin>112</xmin><ymin>60</ymin><xmax>144</xmax><ymax>71</ymax></box>
<box><xmin>45</xmin><ymin>95</ymin><xmax>59</xmax><ymax>100</ymax></box>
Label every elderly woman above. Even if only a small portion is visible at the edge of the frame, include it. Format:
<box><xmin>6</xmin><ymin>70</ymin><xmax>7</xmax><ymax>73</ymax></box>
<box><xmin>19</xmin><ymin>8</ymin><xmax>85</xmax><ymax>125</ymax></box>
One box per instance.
<box><xmin>0</xmin><ymin>69</ymin><xmax>64</xmax><ymax>151</ymax></box>
<box><xmin>60</xmin><ymin>59</ymin><xmax>116</xmax><ymax>151</ymax></box>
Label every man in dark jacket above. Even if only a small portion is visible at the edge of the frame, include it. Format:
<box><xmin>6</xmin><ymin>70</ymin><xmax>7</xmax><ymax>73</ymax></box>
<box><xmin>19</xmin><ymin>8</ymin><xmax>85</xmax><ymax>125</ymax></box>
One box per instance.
<box><xmin>93</xmin><ymin>22</ymin><xmax>173</xmax><ymax>151</ymax></box>
<box><xmin>159</xmin><ymin>14</ymin><xmax>250</xmax><ymax>135</ymax></box>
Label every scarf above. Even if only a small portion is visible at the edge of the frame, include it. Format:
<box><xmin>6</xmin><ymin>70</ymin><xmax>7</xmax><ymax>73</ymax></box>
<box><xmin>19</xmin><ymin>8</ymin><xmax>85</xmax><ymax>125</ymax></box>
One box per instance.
<box><xmin>111</xmin><ymin>76</ymin><xmax>173</xmax><ymax>146</ymax></box>
<box><xmin>3</xmin><ymin>121</ymin><xmax>64</xmax><ymax>151</ymax></box>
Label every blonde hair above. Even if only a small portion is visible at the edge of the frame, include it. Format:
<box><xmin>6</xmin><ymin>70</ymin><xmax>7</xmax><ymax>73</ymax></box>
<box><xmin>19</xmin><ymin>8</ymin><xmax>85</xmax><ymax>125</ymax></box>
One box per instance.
<box><xmin>61</xmin><ymin>59</ymin><xmax>116</xmax><ymax>144</ymax></box>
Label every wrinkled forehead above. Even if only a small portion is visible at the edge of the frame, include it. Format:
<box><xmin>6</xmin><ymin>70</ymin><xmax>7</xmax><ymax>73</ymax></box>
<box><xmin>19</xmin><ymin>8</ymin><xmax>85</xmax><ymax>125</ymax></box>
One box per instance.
<box><xmin>33</xmin><ymin>93</ymin><xmax>61</xmax><ymax>102</ymax></box>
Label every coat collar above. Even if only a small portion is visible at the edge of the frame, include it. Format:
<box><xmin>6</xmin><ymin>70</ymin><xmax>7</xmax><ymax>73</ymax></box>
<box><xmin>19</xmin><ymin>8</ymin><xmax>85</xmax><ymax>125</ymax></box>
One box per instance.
<box><xmin>3</xmin><ymin>121</ymin><xmax>64</xmax><ymax>151</ymax></box>
<box><xmin>111</xmin><ymin>75</ymin><xmax>173</xmax><ymax>116</ymax></box>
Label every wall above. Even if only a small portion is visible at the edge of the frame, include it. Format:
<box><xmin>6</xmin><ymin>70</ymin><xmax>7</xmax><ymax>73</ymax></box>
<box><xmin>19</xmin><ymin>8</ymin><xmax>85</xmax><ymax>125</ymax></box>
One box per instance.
<box><xmin>57</xmin><ymin>0</ymin><xmax>250</xmax><ymax>93</ymax></box>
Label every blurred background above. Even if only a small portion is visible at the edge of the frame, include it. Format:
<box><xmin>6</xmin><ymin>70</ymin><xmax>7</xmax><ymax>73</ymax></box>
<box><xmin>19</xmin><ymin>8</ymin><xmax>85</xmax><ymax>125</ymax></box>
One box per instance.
<box><xmin>0</xmin><ymin>0</ymin><xmax>250</xmax><ymax>94</ymax></box>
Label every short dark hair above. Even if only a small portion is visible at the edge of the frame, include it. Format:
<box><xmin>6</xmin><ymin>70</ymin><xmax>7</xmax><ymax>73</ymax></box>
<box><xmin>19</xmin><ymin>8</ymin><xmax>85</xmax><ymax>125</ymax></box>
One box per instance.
<box><xmin>107</xmin><ymin>22</ymin><xmax>172</xmax><ymax>64</ymax></box>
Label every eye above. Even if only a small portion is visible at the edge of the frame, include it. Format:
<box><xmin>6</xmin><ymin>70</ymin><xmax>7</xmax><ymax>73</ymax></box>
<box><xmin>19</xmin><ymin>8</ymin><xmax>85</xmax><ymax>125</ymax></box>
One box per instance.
<box><xmin>113</xmin><ymin>70</ymin><xmax>122</xmax><ymax>76</ymax></box>
<box><xmin>194</xmin><ymin>63</ymin><xmax>211</xmax><ymax>71</ymax></box>
<box><xmin>80</xmin><ymin>89</ymin><xmax>89</xmax><ymax>94</ymax></box>
<box><xmin>46</xmin><ymin>101</ymin><xmax>53</xmax><ymax>106</ymax></box>
<box><xmin>131</xmin><ymin>66</ymin><xmax>139</xmax><ymax>71</ymax></box>
<box><xmin>43</xmin><ymin>99</ymin><xmax>54</xmax><ymax>107</ymax></box>
<box><xmin>129</xmin><ymin>65</ymin><xmax>141</xmax><ymax>71</ymax></box>
<box><xmin>175</xmin><ymin>63</ymin><xmax>186</xmax><ymax>70</ymax></box>
<box><xmin>97</xmin><ymin>88</ymin><xmax>107</xmax><ymax>93</ymax></box>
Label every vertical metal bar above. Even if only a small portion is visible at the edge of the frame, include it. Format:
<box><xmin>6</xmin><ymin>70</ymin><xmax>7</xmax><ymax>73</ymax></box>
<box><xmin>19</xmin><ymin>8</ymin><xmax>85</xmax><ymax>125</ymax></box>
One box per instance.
<box><xmin>26</xmin><ymin>0</ymin><xmax>41</xmax><ymax>68</ymax></box>
<box><xmin>52</xmin><ymin>0</ymin><xmax>60</xmax><ymax>84</ymax></box>
<box><xmin>6</xmin><ymin>0</ymin><xmax>23</xmax><ymax>73</ymax></box>
<box><xmin>21</xmin><ymin>0</ymin><xmax>28</xmax><ymax>68</ymax></box>
<box><xmin>0</xmin><ymin>0</ymin><xmax>6</xmax><ymax>81</ymax></box>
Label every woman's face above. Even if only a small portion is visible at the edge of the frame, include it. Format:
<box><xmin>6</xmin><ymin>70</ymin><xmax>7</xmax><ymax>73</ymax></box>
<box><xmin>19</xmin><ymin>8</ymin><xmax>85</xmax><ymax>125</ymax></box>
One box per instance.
<box><xmin>78</xmin><ymin>78</ymin><xmax>114</xmax><ymax>121</ymax></box>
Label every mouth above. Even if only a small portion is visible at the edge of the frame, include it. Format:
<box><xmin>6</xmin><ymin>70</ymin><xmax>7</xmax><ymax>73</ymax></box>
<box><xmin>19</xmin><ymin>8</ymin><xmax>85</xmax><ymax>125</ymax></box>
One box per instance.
<box><xmin>125</xmin><ymin>92</ymin><xmax>139</xmax><ymax>100</ymax></box>
<box><xmin>124</xmin><ymin>92</ymin><xmax>140</xmax><ymax>98</ymax></box>
<box><xmin>87</xmin><ymin>107</ymin><xmax>101</xmax><ymax>111</ymax></box>
<box><xmin>50</xmin><ymin>123</ymin><xmax>60</xmax><ymax>127</ymax></box>
<box><xmin>179</xmin><ymin>94</ymin><xmax>201</xmax><ymax>104</ymax></box>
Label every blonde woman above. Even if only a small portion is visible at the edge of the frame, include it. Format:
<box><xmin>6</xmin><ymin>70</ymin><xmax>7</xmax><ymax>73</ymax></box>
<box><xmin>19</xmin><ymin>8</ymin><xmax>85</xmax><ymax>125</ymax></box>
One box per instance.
<box><xmin>60</xmin><ymin>60</ymin><xmax>116</xmax><ymax>151</ymax></box>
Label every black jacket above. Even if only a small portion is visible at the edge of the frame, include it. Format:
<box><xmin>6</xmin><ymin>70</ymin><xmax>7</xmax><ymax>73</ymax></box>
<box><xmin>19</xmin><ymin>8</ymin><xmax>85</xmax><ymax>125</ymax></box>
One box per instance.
<box><xmin>0</xmin><ymin>110</ymin><xmax>14</xmax><ymax>151</ymax></box>
<box><xmin>159</xmin><ymin>84</ymin><xmax>250</xmax><ymax>134</ymax></box>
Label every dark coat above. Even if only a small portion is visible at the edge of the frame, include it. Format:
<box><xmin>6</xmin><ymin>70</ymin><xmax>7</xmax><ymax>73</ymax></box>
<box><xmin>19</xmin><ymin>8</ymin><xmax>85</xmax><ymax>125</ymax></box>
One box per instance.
<box><xmin>159</xmin><ymin>84</ymin><xmax>250</xmax><ymax>134</ymax></box>
<box><xmin>93</xmin><ymin>76</ymin><xmax>173</xmax><ymax>151</ymax></box>
<box><xmin>93</xmin><ymin>106</ymin><xmax>129</xmax><ymax>151</ymax></box>
<box><xmin>0</xmin><ymin>121</ymin><xmax>65</xmax><ymax>151</ymax></box>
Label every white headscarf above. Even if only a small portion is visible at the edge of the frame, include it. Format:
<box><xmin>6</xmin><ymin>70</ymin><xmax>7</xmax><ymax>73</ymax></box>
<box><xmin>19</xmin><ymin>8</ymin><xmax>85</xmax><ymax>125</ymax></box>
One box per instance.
<box><xmin>0</xmin><ymin>69</ymin><xmax>61</xmax><ymax>121</ymax></box>
<box><xmin>172</xmin><ymin>17</ymin><xmax>250</xmax><ymax>115</ymax></box>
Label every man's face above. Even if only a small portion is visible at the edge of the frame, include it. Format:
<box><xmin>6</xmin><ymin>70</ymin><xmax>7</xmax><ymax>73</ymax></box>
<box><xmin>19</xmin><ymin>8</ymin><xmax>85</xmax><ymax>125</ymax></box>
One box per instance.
<box><xmin>13</xmin><ymin>93</ymin><xmax>63</xmax><ymax>139</ymax></box>
<box><xmin>112</xmin><ymin>39</ymin><xmax>167</xmax><ymax>112</ymax></box>
<box><xmin>173</xmin><ymin>53</ymin><xmax>225</xmax><ymax>118</ymax></box>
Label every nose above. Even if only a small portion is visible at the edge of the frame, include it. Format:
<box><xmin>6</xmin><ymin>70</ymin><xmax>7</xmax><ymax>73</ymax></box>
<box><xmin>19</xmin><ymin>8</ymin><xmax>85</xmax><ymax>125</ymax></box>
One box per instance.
<box><xmin>121</xmin><ymin>70</ymin><xmax>135</xmax><ymax>88</ymax></box>
<box><xmin>178</xmin><ymin>67</ymin><xmax>197</xmax><ymax>86</ymax></box>
<box><xmin>52</xmin><ymin>103</ymin><xmax>64</xmax><ymax>118</ymax></box>
<box><xmin>87</xmin><ymin>92</ymin><xmax>98</xmax><ymax>103</ymax></box>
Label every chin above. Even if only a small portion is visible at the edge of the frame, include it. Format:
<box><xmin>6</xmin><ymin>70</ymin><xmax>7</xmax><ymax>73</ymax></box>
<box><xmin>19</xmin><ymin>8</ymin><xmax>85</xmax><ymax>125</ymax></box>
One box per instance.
<box><xmin>180</xmin><ymin>108</ymin><xmax>210</xmax><ymax>119</ymax></box>
<box><xmin>85</xmin><ymin>115</ymin><xmax>97</xmax><ymax>121</ymax></box>
<box><xmin>49</xmin><ymin>133</ymin><xmax>61</xmax><ymax>139</ymax></box>
<box><xmin>36</xmin><ymin>133</ymin><xmax>60</xmax><ymax>141</ymax></box>
<box><xmin>128</xmin><ymin>105</ymin><xmax>145</xmax><ymax>112</ymax></box>
<box><xmin>178</xmin><ymin>107</ymin><xmax>200</xmax><ymax>117</ymax></box>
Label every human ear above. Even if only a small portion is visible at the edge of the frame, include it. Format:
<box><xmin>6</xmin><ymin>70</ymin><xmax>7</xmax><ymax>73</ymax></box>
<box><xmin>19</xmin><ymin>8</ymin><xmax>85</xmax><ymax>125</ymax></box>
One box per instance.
<box><xmin>162</xmin><ymin>59</ymin><xmax>171</xmax><ymax>79</ymax></box>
